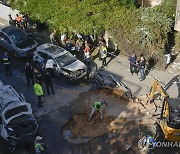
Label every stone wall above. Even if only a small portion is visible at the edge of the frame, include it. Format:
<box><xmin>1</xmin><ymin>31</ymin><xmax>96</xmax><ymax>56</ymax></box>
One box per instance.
<box><xmin>174</xmin><ymin>0</ymin><xmax>180</xmax><ymax>31</ymax></box>
<box><xmin>0</xmin><ymin>3</ymin><xmax>19</xmax><ymax>21</ymax></box>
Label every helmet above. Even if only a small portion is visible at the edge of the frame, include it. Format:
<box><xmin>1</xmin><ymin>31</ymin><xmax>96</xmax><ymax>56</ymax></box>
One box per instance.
<box><xmin>35</xmin><ymin>136</ymin><xmax>42</xmax><ymax>141</ymax></box>
<box><xmin>95</xmin><ymin>104</ymin><xmax>101</xmax><ymax>110</ymax></box>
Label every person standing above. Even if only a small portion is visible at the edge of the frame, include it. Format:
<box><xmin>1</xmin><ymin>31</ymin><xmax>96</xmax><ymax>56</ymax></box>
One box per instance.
<box><xmin>101</xmin><ymin>45</ymin><xmax>107</xmax><ymax>68</ymax></box>
<box><xmin>50</xmin><ymin>30</ymin><xmax>56</xmax><ymax>44</ymax></box>
<box><xmin>34</xmin><ymin>69</ymin><xmax>43</xmax><ymax>85</ymax></box>
<box><xmin>34</xmin><ymin>136</ymin><xmax>44</xmax><ymax>154</ymax></box>
<box><xmin>45</xmin><ymin>59</ymin><xmax>55</xmax><ymax>78</ymax></box>
<box><xmin>88</xmin><ymin>101</ymin><xmax>107</xmax><ymax>122</ymax></box>
<box><xmin>22</xmin><ymin>15</ymin><xmax>28</xmax><ymax>29</ymax></box>
<box><xmin>8</xmin><ymin>14</ymin><xmax>16</xmax><ymax>26</ymax></box>
<box><xmin>128</xmin><ymin>53</ymin><xmax>138</xmax><ymax>75</ymax></box>
<box><xmin>15</xmin><ymin>14</ymin><xmax>22</xmax><ymax>28</ymax></box>
<box><xmin>43</xmin><ymin>70</ymin><xmax>54</xmax><ymax>95</ymax></box>
<box><xmin>24</xmin><ymin>62</ymin><xmax>34</xmax><ymax>86</ymax></box>
<box><xmin>34</xmin><ymin>80</ymin><xmax>44</xmax><ymax>107</ymax></box>
<box><xmin>2</xmin><ymin>52</ymin><xmax>12</xmax><ymax>77</ymax></box>
<box><xmin>138</xmin><ymin>56</ymin><xmax>146</xmax><ymax>81</ymax></box>
<box><xmin>164</xmin><ymin>51</ymin><xmax>171</xmax><ymax>69</ymax></box>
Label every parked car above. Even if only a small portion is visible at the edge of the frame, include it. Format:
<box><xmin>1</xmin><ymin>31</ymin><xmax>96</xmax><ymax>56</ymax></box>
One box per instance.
<box><xmin>0</xmin><ymin>81</ymin><xmax>38</xmax><ymax>151</ymax></box>
<box><xmin>0</xmin><ymin>25</ymin><xmax>38</xmax><ymax>58</ymax></box>
<box><xmin>33</xmin><ymin>43</ymin><xmax>87</xmax><ymax>82</ymax></box>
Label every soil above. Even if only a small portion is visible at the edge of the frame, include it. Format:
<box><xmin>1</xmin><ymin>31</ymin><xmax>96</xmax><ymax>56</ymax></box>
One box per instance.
<box><xmin>62</xmin><ymin>88</ymin><xmax>156</xmax><ymax>153</ymax></box>
<box><xmin>64</xmin><ymin>114</ymin><xmax>115</xmax><ymax>138</ymax></box>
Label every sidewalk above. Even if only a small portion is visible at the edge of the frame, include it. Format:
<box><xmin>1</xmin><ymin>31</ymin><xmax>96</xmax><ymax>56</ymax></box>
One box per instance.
<box><xmin>0</xmin><ymin>18</ymin><xmax>8</xmax><ymax>26</ymax></box>
<box><xmin>94</xmin><ymin>54</ymin><xmax>179</xmax><ymax>98</ymax></box>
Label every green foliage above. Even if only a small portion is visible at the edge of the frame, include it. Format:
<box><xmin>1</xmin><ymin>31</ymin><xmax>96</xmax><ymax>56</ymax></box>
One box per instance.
<box><xmin>107</xmin><ymin>0</ymin><xmax>176</xmax><ymax>59</ymax></box>
<box><xmin>135</xmin><ymin>7</ymin><xmax>173</xmax><ymax>49</ymax></box>
<box><xmin>9</xmin><ymin>0</ymin><xmax>177</xmax><ymax>66</ymax></box>
<box><xmin>10</xmin><ymin>0</ymin><xmax>137</xmax><ymax>35</ymax></box>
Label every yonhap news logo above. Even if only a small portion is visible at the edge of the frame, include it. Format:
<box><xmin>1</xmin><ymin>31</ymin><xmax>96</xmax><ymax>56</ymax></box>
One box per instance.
<box><xmin>138</xmin><ymin>135</ymin><xmax>180</xmax><ymax>151</ymax></box>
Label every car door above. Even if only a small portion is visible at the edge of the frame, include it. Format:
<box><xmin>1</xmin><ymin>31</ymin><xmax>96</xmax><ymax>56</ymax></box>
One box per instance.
<box><xmin>0</xmin><ymin>32</ymin><xmax>14</xmax><ymax>52</ymax></box>
<box><xmin>36</xmin><ymin>51</ymin><xmax>49</xmax><ymax>63</ymax></box>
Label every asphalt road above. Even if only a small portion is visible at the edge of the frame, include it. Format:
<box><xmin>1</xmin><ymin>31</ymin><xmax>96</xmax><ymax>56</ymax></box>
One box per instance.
<box><xmin>0</xmin><ymin>50</ymin><xmax>90</xmax><ymax>153</ymax></box>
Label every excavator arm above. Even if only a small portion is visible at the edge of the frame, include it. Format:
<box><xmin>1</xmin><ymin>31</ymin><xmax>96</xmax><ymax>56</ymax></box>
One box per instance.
<box><xmin>148</xmin><ymin>80</ymin><xmax>169</xmax><ymax>102</ymax></box>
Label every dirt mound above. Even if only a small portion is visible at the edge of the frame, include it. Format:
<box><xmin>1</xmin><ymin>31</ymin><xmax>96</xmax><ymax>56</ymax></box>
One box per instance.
<box><xmin>64</xmin><ymin>114</ymin><xmax>115</xmax><ymax>138</ymax></box>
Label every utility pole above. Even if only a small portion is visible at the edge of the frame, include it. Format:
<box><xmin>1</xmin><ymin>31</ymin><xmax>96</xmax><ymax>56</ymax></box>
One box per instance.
<box><xmin>175</xmin><ymin>0</ymin><xmax>180</xmax><ymax>31</ymax></box>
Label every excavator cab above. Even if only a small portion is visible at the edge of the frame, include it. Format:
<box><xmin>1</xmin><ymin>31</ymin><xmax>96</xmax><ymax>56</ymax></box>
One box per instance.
<box><xmin>158</xmin><ymin>98</ymin><xmax>180</xmax><ymax>141</ymax></box>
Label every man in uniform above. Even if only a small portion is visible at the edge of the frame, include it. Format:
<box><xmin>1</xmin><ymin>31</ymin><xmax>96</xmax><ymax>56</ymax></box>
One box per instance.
<box><xmin>34</xmin><ymin>135</ymin><xmax>44</xmax><ymax>154</ymax></box>
<box><xmin>88</xmin><ymin>101</ymin><xmax>107</xmax><ymax>122</ymax></box>
<box><xmin>34</xmin><ymin>80</ymin><xmax>44</xmax><ymax>107</ymax></box>
<box><xmin>100</xmin><ymin>45</ymin><xmax>107</xmax><ymax>68</ymax></box>
<box><xmin>2</xmin><ymin>52</ymin><xmax>12</xmax><ymax>76</ymax></box>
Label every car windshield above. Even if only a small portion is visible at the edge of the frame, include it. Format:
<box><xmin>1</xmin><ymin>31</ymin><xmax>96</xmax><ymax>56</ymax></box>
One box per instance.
<box><xmin>55</xmin><ymin>52</ymin><xmax>76</xmax><ymax>67</ymax></box>
<box><xmin>7</xmin><ymin>114</ymin><xmax>32</xmax><ymax>125</ymax></box>
<box><xmin>9</xmin><ymin>29</ymin><xmax>27</xmax><ymax>44</ymax></box>
<box><xmin>5</xmin><ymin>105</ymin><xmax>28</xmax><ymax>120</ymax></box>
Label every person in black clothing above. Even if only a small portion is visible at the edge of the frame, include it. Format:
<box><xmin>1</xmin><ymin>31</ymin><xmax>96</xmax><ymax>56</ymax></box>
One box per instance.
<box><xmin>34</xmin><ymin>69</ymin><xmax>43</xmax><ymax>85</ymax></box>
<box><xmin>24</xmin><ymin>62</ymin><xmax>34</xmax><ymax>86</ymax></box>
<box><xmin>22</xmin><ymin>15</ymin><xmax>28</xmax><ymax>29</ymax></box>
<box><xmin>8</xmin><ymin>14</ymin><xmax>16</xmax><ymax>26</ymax></box>
<box><xmin>43</xmin><ymin>70</ymin><xmax>54</xmax><ymax>95</ymax></box>
<box><xmin>128</xmin><ymin>53</ymin><xmax>138</xmax><ymax>75</ymax></box>
<box><xmin>2</xmin><ymin>52</ymin><xmax>12</xmax><ymax>77</ymax></box>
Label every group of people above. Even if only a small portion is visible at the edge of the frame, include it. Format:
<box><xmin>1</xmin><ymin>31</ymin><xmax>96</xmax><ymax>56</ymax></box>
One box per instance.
<box><xmin>129</xmin><ymin>53</ymin><xmax>146</xmax><ymax>81</ymax></box>
<box><xmin>8</xmin><ymin>14</ymin><xmax>29</xmax><ymax>29</ymax></box>
<box><xmin>23</xmin><ymin>59</ymin><xmax>55</xmax><ymax>107</ymax></box>
<box><xmin>49</xmin><ymin>32</ymin><xmax>108</xmax><ymax>68</ymax></box>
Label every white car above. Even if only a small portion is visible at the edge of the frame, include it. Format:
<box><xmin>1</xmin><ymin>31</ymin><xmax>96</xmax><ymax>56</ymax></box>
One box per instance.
<box><xmin>33</xmin><ymin>43</ymin><xmax>87</xmax><ymax>82</ymax></box>
<box><xmin>0</xmin><ymin>81</ymin><xmax>38</xmax><ymax>150</ymax></box>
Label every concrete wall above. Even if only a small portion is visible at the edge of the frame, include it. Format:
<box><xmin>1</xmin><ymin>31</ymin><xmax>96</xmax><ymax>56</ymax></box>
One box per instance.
<box><xmin>0</xmin><ymin>3</ymin><xmax>19</xmax><ymax>21</ymax></box>
<box><xmin>174</xmin><ymin>0</ymin><xmax>180</xmax><ymax>31</ymax></box>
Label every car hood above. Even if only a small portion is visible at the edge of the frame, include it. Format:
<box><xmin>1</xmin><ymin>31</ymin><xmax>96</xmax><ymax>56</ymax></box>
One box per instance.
<box><xmin>63</xmin><ymin>60</ymin><xmax>86</xmax><ymax>71</ymax></box>
<box><xmin>16</xmin><ymin>37</ymin><xmax>37</xmax><ymax>50</ymax></box>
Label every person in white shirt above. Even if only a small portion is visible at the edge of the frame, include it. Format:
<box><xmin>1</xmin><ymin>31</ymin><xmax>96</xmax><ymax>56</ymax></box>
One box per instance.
<box><xmin>45</xmin><ymin>59</ymin><xmax>55</xmax><ymax>77</ymax></box>
<box><xmin>50</xmin><ymin>30</ymin><xmax>56</xmax><ymax>44</ymax></box>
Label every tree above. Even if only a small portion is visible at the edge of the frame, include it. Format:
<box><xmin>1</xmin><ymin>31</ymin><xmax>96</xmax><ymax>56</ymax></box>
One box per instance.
<box><xmin>9</xmin><ymin>0</ymin><xmax>136</xmax><ymax>35</ymax></box>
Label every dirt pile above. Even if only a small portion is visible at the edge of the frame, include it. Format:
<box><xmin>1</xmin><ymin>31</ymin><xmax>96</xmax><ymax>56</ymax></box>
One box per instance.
<box><xmin>63</xmin><ymin>113</ymin><xmax>152</xmax><ymax>139</ymax></box>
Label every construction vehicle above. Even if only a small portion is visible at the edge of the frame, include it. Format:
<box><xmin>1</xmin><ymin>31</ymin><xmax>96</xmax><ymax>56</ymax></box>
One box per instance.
<box><xmin>0</xmin><ymin>81</ymin><xmax>38</xmax><ymax>151</ymax></box>
<box><xmin>148</xmin><ymin>80</ymin><xmax>180</xmax><ymax>142</ymax></box>
<box><xmin>147</xmin><ymin>79</ymin><xmax>169</xmax><ymax>103</ymax></box>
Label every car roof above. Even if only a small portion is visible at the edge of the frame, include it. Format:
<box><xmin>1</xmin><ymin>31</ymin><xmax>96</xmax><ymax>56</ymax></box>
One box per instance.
<box><xmin>37</xmin><ymin>43</ymin><xmax>68</xmax><ymax>58</ymax></box>
<box><xmin>0</xmin><ymin>25</ymin><xmax>21</xmax><ymax>35</ymax></box>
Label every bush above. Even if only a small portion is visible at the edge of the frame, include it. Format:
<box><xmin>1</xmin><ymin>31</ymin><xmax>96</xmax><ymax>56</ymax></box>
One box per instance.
<box><xmin>106</xmin><ymin>0</ymin><xmax>176</xmax><ymax>67</ymax></box>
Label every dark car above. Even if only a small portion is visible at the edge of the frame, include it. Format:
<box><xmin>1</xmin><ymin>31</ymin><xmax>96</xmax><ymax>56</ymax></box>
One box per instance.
<box><xmin>0</xmin><ymin>25</ymin><xmax>38</xmax><ymax>58</ymax></box>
